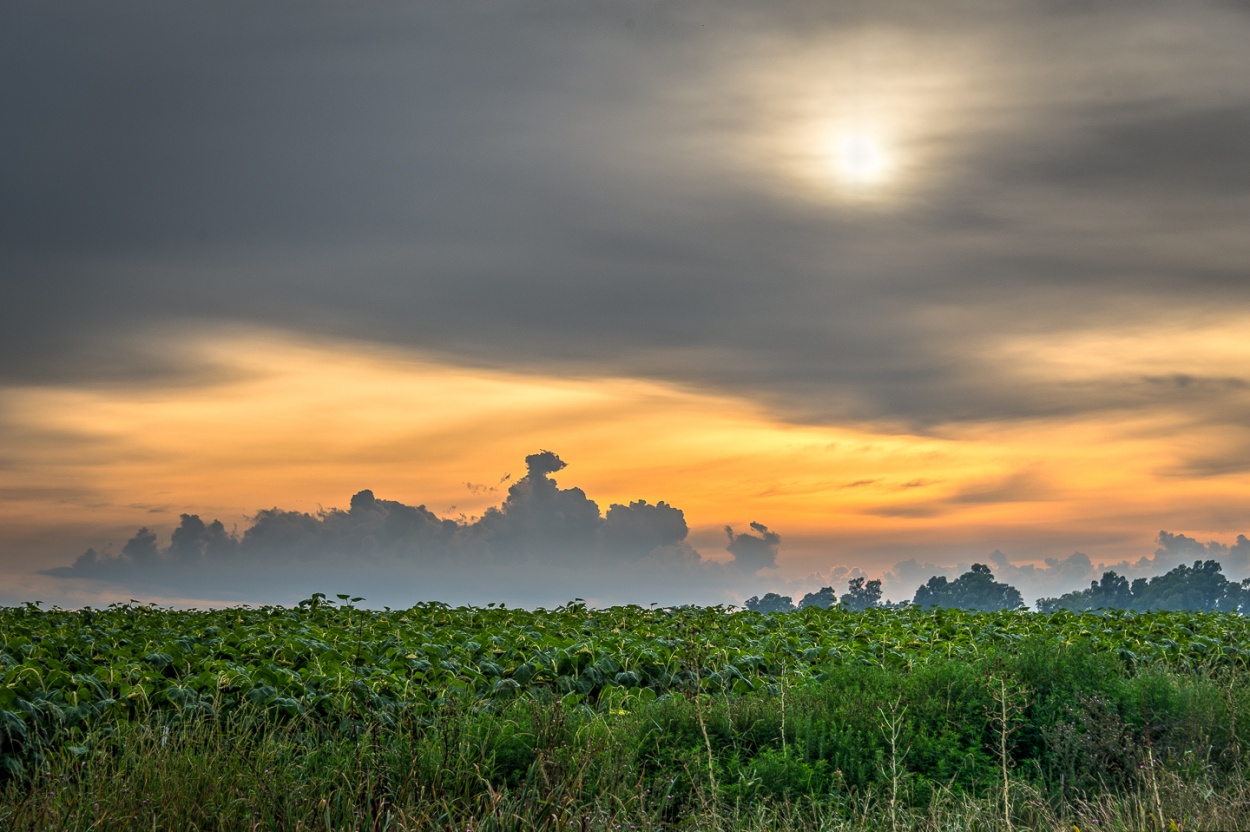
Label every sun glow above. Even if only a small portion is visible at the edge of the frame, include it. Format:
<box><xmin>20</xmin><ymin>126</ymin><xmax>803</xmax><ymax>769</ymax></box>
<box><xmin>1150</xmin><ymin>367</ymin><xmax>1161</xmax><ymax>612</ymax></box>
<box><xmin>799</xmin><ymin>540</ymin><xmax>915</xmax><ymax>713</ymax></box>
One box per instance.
<box><xmin>833</xmin><ymin>133</ymin><xmax>888</xmax><ymax>183</ymax></box>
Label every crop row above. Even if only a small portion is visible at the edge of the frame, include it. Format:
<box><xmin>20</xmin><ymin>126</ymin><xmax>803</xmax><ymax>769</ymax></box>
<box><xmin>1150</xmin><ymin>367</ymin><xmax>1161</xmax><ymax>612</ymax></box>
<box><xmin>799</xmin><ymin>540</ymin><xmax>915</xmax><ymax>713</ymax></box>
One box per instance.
<box><xmin>2</xmin><ymin>598</ymin><xmax>1248</xmax><ymax>777</ymax></box>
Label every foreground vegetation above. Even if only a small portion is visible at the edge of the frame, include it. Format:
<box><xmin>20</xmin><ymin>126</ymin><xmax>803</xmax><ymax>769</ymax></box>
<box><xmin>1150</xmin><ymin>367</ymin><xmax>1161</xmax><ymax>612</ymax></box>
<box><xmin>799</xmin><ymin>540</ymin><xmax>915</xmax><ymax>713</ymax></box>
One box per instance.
<box><xmin>3</xmin><ymin>599</ymin><xmax>1250</xmax><ymax>829</ymax></box>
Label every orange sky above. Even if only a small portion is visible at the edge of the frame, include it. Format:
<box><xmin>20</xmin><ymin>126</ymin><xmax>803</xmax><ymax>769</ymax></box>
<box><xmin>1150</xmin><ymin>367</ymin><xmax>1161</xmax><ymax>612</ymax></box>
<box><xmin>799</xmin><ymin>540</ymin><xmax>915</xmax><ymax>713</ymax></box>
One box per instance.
<box><xmin>3</xmin><ymin>326</ymin><xmax>1247</xmax><ymax>603</ymax></box>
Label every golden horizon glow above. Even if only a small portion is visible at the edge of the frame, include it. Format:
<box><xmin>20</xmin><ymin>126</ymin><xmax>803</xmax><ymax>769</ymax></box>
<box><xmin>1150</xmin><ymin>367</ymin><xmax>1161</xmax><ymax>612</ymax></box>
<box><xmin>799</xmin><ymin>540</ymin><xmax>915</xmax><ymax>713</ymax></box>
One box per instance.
<box><xmin>1</xmin><ymin>326</ymin><xmax>1247</xmax><ymax>583</ymax></box>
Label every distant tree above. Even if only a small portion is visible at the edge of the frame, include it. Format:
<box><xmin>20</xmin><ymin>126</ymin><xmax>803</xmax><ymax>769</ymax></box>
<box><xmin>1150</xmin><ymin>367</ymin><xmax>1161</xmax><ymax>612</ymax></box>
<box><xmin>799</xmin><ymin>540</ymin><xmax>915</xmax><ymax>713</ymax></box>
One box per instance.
<box><xmin>1133</xmin><ymin>560</ymin><xmax>1246</xmax><ymax>612</ymax></box>
<box><xmin>1097</xmin><ymin>571</ymin><xmax>1134</xmax><ymax>608</ymax></box>
<box><xmin>840</xmin><ymin>577</ymin><xmax>882</xmax><ymax>611</ymax></box>
<box><xmin>1038</xmin><ymin>560</ymin><xmax>1249</xmax><ymax>613</ymax></box>
<box><xmin>798</xmin><ymin>586</ymin><xmax>837</xmax><ymax>610</ymax></box>
<box><xmin>913</xmin><ymin>564</ymin><xmax>1024</xmax><ymax>611</ymax></box>
<box><xmin>744</xmin><ymin>592</ymin><xmax>795</xmax><ymax>613</ymax></box>
<box><xmin>1037</xmin><ymin>571</ymin><xmax>1132</xmax><ymax>613</ymax></box>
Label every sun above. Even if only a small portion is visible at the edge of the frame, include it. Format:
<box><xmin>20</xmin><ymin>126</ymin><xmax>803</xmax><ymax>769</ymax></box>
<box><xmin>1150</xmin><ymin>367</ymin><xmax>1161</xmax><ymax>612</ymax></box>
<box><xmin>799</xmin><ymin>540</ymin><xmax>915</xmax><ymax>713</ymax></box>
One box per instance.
<box><xmin>833</xmin><ymin>134</ymin><xmax>888</xmax><ymax>184</ymax></box>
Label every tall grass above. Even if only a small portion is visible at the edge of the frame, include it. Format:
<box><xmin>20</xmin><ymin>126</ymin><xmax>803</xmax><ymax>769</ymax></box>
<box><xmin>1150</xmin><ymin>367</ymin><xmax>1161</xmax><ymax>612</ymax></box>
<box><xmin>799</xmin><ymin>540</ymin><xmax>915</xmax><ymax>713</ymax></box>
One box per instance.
<box><xmin>5</xmin><ymin>646</ymin><xmax>1250</xmax><ymax>830</ymax></box>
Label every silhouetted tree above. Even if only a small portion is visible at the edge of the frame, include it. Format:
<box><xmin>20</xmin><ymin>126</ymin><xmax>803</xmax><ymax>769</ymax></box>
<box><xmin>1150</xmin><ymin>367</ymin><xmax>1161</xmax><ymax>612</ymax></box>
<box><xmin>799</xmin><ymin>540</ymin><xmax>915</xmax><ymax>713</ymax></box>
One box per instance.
<box><xmin>913</xmin><ymin>564</ymin><xmax>1023</xmax><ymax>611</ymax></box>
<box><xmin>798</xmin><ymin>586</ymin><xmax>837</xmax><ymax>610</ymax></box>
<box><xmin>1134</xmin><ymin>560</ymin><xmax>1246</xmax><ymax>611</ymax></box>
<box><xmin>1038</xmin><ymin>560</ymin><xmax>1249</xmax><ymax>613</ymax></box>
<box><xmin>1037</xmin><ymin>571</ymin><xmax>1130</xmax><ymax>612</ymax></box>
<box><xmin>744</xmin><ymin>592</ymin><xmax>795</xmax><ymax>613</ymax></box>
<box><xmin>840</xmin><ymin>577</ymin><xmax>882</xmax><ymax>611</ymax></box>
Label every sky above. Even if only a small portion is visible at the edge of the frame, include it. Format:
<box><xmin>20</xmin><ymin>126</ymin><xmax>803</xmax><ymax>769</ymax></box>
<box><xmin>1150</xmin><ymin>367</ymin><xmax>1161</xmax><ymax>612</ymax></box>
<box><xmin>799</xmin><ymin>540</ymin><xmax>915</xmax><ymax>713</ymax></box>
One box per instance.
<box><xmin>2</xmin><ymin>0</ymin><xmax>1249</xmax><ymax>609</ymax></box>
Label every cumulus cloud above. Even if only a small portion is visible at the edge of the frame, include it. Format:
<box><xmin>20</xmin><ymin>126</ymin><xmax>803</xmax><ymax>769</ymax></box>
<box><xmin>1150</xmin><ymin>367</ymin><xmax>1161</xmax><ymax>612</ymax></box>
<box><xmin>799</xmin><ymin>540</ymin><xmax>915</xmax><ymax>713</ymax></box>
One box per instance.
<box><xmin>40</xmin><ymin>451</ymin><xmax>1250</xmax><ymax>609</ymax></box>
<box><xmin>600</xmin><ymin>499</ymin><xmax>695</xmax><ymax>563</ymax></box>
<box><xmin>1152</xmin><ymin>531</ymin><xmax>1250</xmax><ymax>577</ymax></box>
<box><xmin>43</xmin><ymin>452</ymin><xmax>767</xmax><ymax>606</ymax></box>
<box><xmin>724</xmin><ymin>522</ymin><xmax>782</xmax><ymax>573</ymax></box>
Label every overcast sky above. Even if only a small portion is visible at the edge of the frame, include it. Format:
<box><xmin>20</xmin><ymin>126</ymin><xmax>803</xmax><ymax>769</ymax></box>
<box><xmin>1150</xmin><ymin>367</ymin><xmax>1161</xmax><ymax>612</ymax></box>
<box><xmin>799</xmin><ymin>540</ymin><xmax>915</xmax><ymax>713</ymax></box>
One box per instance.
<box><xmin>3</xmin><ymin>0</ymin><xmax>1249</xmax><ymax>608</ymax></box>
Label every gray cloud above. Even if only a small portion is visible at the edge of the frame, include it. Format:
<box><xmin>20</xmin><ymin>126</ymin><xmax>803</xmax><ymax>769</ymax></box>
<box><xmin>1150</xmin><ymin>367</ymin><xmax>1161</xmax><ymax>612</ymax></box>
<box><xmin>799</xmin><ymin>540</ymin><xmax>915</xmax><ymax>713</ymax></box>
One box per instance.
<box><xmin>862</xmin><ymin>470</ymin><xmax>1055</xmax><ymax>519</ymax></box>
<box><xmin>1152</xmin><ymin>530</ymin><xmax>1250</xmax><ymax>576</ymax></box>
<box><xmin>1</xmin><ymin>1</ymin><xmax>1249</xmax><ymax>431</ymax></box>
<box><xmin>42</xmin><ymin>452</ymin><xmax>759</xmax><ymax>607</ymax></box>
<box><xmin>724</xmin><ymin>522</ymin><xmax>782</xmax><ymax>573</ymax></box>
<box><xmin>1014</xmin><ymin>104</ymin><xmax>1250</xmax><ymax>196</ymax></box>
<box><xmin>1167</xmin><ymin>442</ymin><xmax>1250</xmax><ymax>478</ymax></box>
<box><xmin>948</xmin><ymin>471</ymin><xmax>1053</xmax><ymax>505</ymax></box>
<box><xmin>33</xmin><ymin>447</ymin><xmax>1250</xmax><ymax>609</ymax></box>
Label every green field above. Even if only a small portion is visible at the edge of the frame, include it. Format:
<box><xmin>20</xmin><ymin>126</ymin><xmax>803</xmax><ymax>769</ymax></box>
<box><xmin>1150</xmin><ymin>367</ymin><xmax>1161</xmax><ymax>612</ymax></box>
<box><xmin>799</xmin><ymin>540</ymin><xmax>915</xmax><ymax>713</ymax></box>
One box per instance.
<box><xmin>3</xmin><ymin>599</ymin><xmax>1250</xmax><ymax>830</ymax></box>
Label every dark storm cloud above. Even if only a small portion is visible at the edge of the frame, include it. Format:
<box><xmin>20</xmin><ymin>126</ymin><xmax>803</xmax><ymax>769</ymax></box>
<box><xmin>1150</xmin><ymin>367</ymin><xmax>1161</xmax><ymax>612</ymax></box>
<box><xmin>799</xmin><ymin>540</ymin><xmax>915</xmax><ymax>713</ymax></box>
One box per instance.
<box><xmin>42</xmin><ymin>452</ymin><xmax>755</xmax><ymax>607</ymax></box>
<box><xmin>3</xmin><ymin>1</ymin><xmax>1250</xmax><ymax>428</ymax></box>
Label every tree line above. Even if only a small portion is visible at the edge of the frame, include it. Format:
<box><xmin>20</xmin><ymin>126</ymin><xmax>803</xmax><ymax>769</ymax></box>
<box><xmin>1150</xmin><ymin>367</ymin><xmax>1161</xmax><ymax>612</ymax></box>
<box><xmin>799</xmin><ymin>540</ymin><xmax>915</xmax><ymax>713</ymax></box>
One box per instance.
<box><xmin>745</xmin><ymin>559</ymin><xmax>1250</xmax><ymax>614</ymax></box>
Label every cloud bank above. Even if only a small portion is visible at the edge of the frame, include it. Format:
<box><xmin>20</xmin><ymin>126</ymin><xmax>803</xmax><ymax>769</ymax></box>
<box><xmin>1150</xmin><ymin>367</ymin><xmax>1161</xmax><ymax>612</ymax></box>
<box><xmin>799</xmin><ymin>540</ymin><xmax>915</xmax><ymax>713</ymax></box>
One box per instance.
<box><xmin>42</xmin><ymin>451</ymin><xmax>1248</xmax><ymax>610</ymax></box>
<box><xmin>44</xmin><ymin>452</ymin><xmax>779</xmax><ymax>608</ymax></box>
